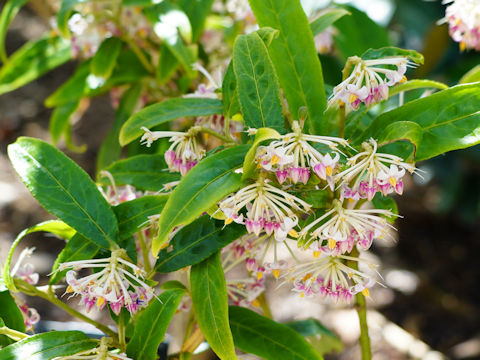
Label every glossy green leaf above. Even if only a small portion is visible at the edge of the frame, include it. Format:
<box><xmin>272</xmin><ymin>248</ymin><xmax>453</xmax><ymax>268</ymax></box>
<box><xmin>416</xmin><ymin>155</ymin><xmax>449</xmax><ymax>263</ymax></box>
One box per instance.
<box><xmin>144</xmin><ymin>3</ymin><xmax>195</xmax><ymax>75</ymax></box>
<box><xmin>153</xmin><ymin>145</ymin><xmax>249</xmax><ymax>254</ymax></box>
<box><xmin>0</xmin><ymin>36</ymin><xmax>71</xmax><ymax>95</ymax></box>
<box><xmin>119</xmin><ymin>98</ymin><xmax>223</xmax><ymax>145</ymax></box>
<box><xmin>156</xmin><ymin>43</ymin><xmax>179</xmax><ymax>84</ymax></box>
<box><xmin>98</xmin><ymin>155</ymin><xmax>180</xmax><ymax>191</ymax></box>
<box><xmin>178</xmin><ymin>0</ymin><xmax>215</xmax><ymax>42</ymax></box>
<box><xmin>113</xmin><ymin>195</ymin><xmax>168</xmax><ymax>240</ymax></box>
<box><xmin>249</xmin><ymin>0</ymin><xmax>327</xmax><ymax>135</ymax></box>
<box><xmin>388</xmin><ymin>79</ymin><xmax>448</xmax><ymax>97</ymax></box>
<box><xmin>286</xmin><ymin>318</ymin><xmax>337</xmax><ymax>339</ymax></box>
<box><xmin>91</xmin><ymin>37</ymin><xmax>123</xmax><ymax>78</ymax></box>
<box><xmin>242</xmin><ymin>127</ymin><xmax>281</xmax><ymax>180</ymax></box>
<box><xmin>0</xmin><ymin>0</ymin><xmax>29</xmax><ymax>62</ymax></box>
<box><xmin>57</xmin><ymin>0</ymin><xmax>85</xmax><ymax>38</ymax></box>
<box><xmin>222</xmin><ymin>61</ymin><xmax>240</xmax><ymax>118</ymax></box>
<box><xmin>97</xmin><ymin>83</ymin><xmax>142</xmax><ymax>172</ymax></box>
<box><xmin>333</xmin><ymin>5</ymin><xmax>390</xmax><ymax>61</ymax></box>
<box><xmin>286</xmin><ymin>319</ymin><xmax>342</xmax><ymax>356</ymax></box>
<box><xmin>362</xmin><ymin>83</ymin><xmax>480</xmax><ymax>161</ymax></box>
<box><xmin>310</xmin><ymin>8</ymin><xmax>350</xmax><ymax>36</ymax></box>
<box><xmin>0</xmin><ymin>285</ymin><xmax>26</xmax><ymax>336</ymax></box>
<box><xmin>8</xmin><ymin>137</ymin><xmax>118</xmax><ymax>249</ymax></box>
<box><xmin>50</xmin><ymin>233</ymin><xmax>100</xmax><ymax>284</ymax></box>
<box><xmin>191</xmin><ymin>252</ymin><xmax>236</xmax><ymax>360</ymax></box>
<box><xmin>375</xmin><ymin>121</ymin><xmax>423</xmax><ymax>160</ymax></box>
<box><xmin>155</xmin><ymin>215</ymin><xmax>246</xmax><ymax>273</ymax></box>
<box><xmin>0</xmin><ymin>331</ymin><xmax>96</xmax><ymax>360</ymax></box>
<box><xmin>126</xmin><ymin>288</ymin><xmax>185</xmax><ymax>360</ymax></box>
<box><xmin>49</xmin><ymin>100</ymin><xmax>81</xmax><ymax>145</ymax></box>
<box><xmin>229</xmin><ymin>306</ymin><xmax>323</xmax><ymax>360</ymax></box>
<box><xmin>372</xmin><ymin>193</ymin><xmax>398</xmax><ymax>224</ymax></box>
<box><xmin>361</xmin><ymin>47</ymin><xmax>424</xmax><ymax>65</ymax></box>
<box><xmin>45</xmin><ymin>61</ymin><xmax>90</xmax><ymax>108</ymax></box>
<box><xmin>256</xmin><ymin>27</ymin><xmax>280</xmax><ymax>46</ymax></box>
<box><xmin>3</xmin><ymin>220</ymin><xmax>75</xmax><ymax>290</ymax></box>
<box><xmin>458</xmin><ymin>64</ymin><xmax>480</xmax><ymax>84</ymax></box>
<box><xmin>233</xmin><ymin>32</ymin><xmax>284</xmax><ymax>133</ymax></box>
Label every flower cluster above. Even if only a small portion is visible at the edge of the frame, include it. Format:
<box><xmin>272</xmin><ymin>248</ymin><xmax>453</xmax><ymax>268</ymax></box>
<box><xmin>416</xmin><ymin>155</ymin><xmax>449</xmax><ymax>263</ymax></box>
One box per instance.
<box><xmin>58</xmin><ymin>250</ymin><xmax>154</xmax><ymax>315</ymax></box>
<box><xmin>256</xmin><ymin>121</ymin><xmax>348</xmax><ymax>187</ymax></box>
<box><xmin>141</xmin><ymin>127</ymin><xmax>206</xmax><ymax>175</ymax></box>
<box><xmin>442</xmin><ymin>0</ymin><xmax>480</xmax><ymax>51</ymax></box>
<box><xmin>328</xmin><ymin>56</ymin><xmax>414</xmax><ymax>110</ymax></box>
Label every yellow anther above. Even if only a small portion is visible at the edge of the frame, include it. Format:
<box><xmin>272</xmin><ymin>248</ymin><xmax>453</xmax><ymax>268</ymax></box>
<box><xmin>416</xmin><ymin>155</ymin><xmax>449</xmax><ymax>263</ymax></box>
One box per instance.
<box><xmin>325</xmin><ymin>166</ymin><xmax>333</xmax><ymax>176</ymax></box>
<box><xmin>288</xmin><ymin>229</ymin><xmax>299</xmax><ymax>238</ymax></box>
<box><xmin>328</xmin><ymin>238</ymin><xmax>336</xmax><ymax>250</ymax></box>
<box><xmin>348</xmin><ymin>198</ymin><xmax>355</xmax><ymax>203</ymax></box>
<box><xmin>362</xmin><ymin>288</ymin><xmax>370</xmax><ymax>298</ymax></box>
<box><xmin>96</xmin><ymin>297</ymin><xmax>106</xmax><ymax>308</ymax></box>
<box><xmin>302</xmin><ymin>273</ymin><xmax>312</xmax><ymax>282</ymax></box>
<box><xmin>389</xmin><ymin>177</ymin><xmax>397</xmax><ymax>187</ymax></box>
<box><xmin>257</xmin><ymin>272</ymin><xmax>263</xmax><ymax>280</ymax></box>
<box><xmin>160</xmin><ymin>242</ymin><xmax>169</xmax><ymax>250</ymax></box>
<box><xmin>225</xmin><ymin>217</ymin><xmax>234</xmax><ymax>225</ymax></box>
<box><xmin>338</xmin><ymin>99</ymin><xmax>345</xmax><ymax>106</ymax></box>
<box><xmin>271</xmin><ymin>154</ymin><xmax>280</xmax><ymax>165</ymax></box>
<box><xmin>251</xmin><ymin>299</ymin><xmax>260</xmax><ymax>307</ymax></box>
<box><xmin>400</xmin><ymin>75</ymin><xmax>407</xmax><ymax>84</ymax></box>
<box><xmin>313</xmin><ymin>251</ymin><xmax>321</xmax><ymax>258</ymax></box>
<box><xmin>300</xmin><ymin>292</ymin><xmax>305</xmax><ymax>298</ymax></box>
<box><xmin>455</xmin><ymin>18</ymin><xmax>462</xmax><ymax>25</ymax></box>
<box><xmin>460</xmin><ymin>41</ymin><xmax>467</xmax><ymax>52</ymax></box>
<box><xmin>232</xmin><ymin>113</ymin><xmax>244</xmax><ymax>122</ymax></box>
<box><xmin>66</xmin><ymin>285</ymin><xmax>74</xmax><ymax>293</ymax></box>
<box><xmin>273</xmin><ymin>269</ymin><xmax>280</xmax><ymax>279</ymax></box>
<box><xmin>349</xmin><ymin>94</ymin><xmax>358</xmax><ymax>103</ymax></box>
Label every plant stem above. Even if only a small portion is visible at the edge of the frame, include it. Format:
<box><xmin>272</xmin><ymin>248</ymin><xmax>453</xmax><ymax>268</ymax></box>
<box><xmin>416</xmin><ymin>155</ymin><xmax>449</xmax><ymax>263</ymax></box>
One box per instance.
<box><xmin>0</xmin><ymin>326</ymin><xmax>28</xmax><ymax>341</ymax></box>
<box><xmin>124</xmin><ymin>36</ymin><xmax>155</xmax><ymax>75</ymax></box>
<box><xmin>118</xmin><ymin>321</ymin><xmax>126</xmax><ymax>351</ymax></box>
<box><xmin>338</xmin><ymin>105</ymin><xmax>346</xmax><ymax>138</ymax></box>
<box><xmin>198</xmin><ymin>126</ymin><xmax>236</xmax><ymax>144</ymax></box>
<box><xmin>138</xmin><ymin>230</ymin><xmax>151</xmax><ymax>274</ymax></box>
<box><xmin>15</xmin><ymin>280</ymin><xmax>117</xmax><ymax>338</ymax></box>
<box><xmin>347</xmin><ymin>248</ymin><xmax>372</xmax><ymax>360</ymax></box>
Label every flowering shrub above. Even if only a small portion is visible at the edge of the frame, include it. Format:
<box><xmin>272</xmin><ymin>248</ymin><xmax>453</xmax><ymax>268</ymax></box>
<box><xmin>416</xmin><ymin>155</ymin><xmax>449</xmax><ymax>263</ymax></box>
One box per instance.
<box><xmin>1</xmin><ymin>0</ymin><xmax>480</xmax><ymax>359</ymax></box>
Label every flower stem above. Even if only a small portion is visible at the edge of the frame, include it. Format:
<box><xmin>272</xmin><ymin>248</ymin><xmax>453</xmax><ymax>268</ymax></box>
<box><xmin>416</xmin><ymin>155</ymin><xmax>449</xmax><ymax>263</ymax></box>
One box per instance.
<box><xmin>14</xmin><ymin>279</ymin><xmax>117</xmax><ymax>338</ymax></box>
<box><xmin>138</xmin><ymin>230</ymin><xmax>152</xmax><ymax>274</ymax></box>
<box><xmin>123</xmin><ymin>36</ymin><xmax>155</xmax><ymax>75</ymax></box>
<box><xmin>197</xmin><ymin>126</ymin><xmax>236</xmax><ymax>144</ymax></box>
<box><xmin>338</xmin><ymin>105</ymin><xmax>346</xmax><ymax>139</ymax></box>
<box><xmin>0</xmin><ymin>326</ymin><xmax>28</xmax><ymax>341</ymax></box>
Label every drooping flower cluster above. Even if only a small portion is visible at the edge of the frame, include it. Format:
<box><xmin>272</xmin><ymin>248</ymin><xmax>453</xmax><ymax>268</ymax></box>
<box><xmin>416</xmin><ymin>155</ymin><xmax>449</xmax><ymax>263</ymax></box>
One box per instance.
<box><xmin>218</xmin><ymin>178</ymin><xmax>311</xmax><ymax>241</ymax></box>
<box><xmin>336</xmin><ymin>138</ymin><xmax>416</xmax><ymax>201</ymax></box>
<box><xmin>256</xmin><ymin>121</ymin><xmax>348</xmax><ymax>187</ymax></box>
<box><xmin>442</xmin><ymin>0</ymin><xmax>480</xmax><ymax>51</ymax></box>
<box><xmin>328</xmin><ymin>56</ymin><xmax>414</xmax><ymax>110</ymax></box>
<box><xmin>141</xmin><ymin>127</ymin><xmax>206</xmax><ymax>175</ymax></box>
<box><xmin>58</xmin><ymin>250</ymin><xmax>154</xmax><ymax>315</ymax></box>
<box><xmin>99</xmin><ymin>171</ymin><xmax>140</xmax><ymax>206</ymax></box>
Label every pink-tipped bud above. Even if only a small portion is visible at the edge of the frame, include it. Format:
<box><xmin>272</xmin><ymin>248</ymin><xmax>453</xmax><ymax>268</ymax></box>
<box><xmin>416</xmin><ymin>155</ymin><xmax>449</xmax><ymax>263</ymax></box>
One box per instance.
<box><xmin>276</xmin><ymin>170</ymin><xmax>288</xmax><ymax>184</ymax></box>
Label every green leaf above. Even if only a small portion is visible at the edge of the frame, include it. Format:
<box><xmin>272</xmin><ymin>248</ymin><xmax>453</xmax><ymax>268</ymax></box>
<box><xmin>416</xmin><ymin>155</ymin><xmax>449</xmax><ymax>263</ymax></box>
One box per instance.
<box><xmin>191</xmin><ymin>252</ymin><xmax>236</xmax><ymax>360</ymax></box>
<box><xmin>285</xmin><ymin>319</ymin><xmax>337</xmax><ymax>339</ymax></box>
<box><xmin>91</xmin><ymin>37</ymin><xmax>123</xmax><ymax>79</ymax></box>
<box><xmin>8</xmin><ymin>137</ymin><xmax>118</xmax><ymax>249</ymax></box>
<box><xmin>242</xmin><ymin>127</ymin><xmax>281</xmax><ymax>180</ymax></box>
<box><xmin>233</xmin><ymin>32</ymin><xmax>284</xmax><ymax>133</ymax></box>
<box><xmin>229</xmin><ymin>306</ymin><xmax>323</xmax><ymax>360</ymax></box>
<box><xmin>376</xmin><ymin>121</ymin><xmax>424</xmax><ymax>160</ymax></box>
<box><xmin>156</xmin><ymin>43</ymin><xmax>179</xmax><ymax>84</ymax></box>
<box><xmin>3</xmin><ymin>220</ymin><xmax>76</xmax><ymax>290</ymax></box>
<box><xmin>49</xmin><ymin>100</ymin><xmax>81</xmax><ymax>145</ymax></box>
<box><xmin>178</xmin><ymin>0</ymin><xmax>215</xmax><ymax>42</ymax></box>
<box><xmin>119</xmin><ymin>98</ymin><xmax>223</xmax><ymax>145</ymax></box>
<box><xmin>459</xmin><ymin>64</ymin><xmax>480</xmax><ymax>84</ymax></box>
<box><xmin>362</xmin><ymin>83</ymin><xmax>480</xmax><ymax>161</ymax></box>
<box><xmin>249</xmin><ymin>0</ymin><xmax>327</xmax><ymax>135</ymax></box>
<box><xmin>222</xmin><ymin>61</ymin><xmax>240</xmax><ymax>118</ymax></box>
<box><xmin>333</xmin><ymin>5</ymin><xmax>390</xmax><ymax>61</ymax></box>
<box><xmin>0</xmin><ymin>287</ymin><xmax>26</xmax><ymax>337</ymax></box>
<box><xmin>153</xmin><ymin>145</ymin><xmax>249</xmax><ymax>255</ymax></box>
<box><xmin>361</xmin><ymin>46</ymin><xmax>424</xmax><ymax>65</ymax></box>
<box><xmin>97</xmin><ymin>83</ymin><xmax>142</xmax><ymax>172</ymax></box>
<box><xmin>0</xmin><ymin>36</ymin><xmax>71</xmax><ymax>95</ymax></box>
<box><xmin>310</xmin><ymin>8</ymin><xmax>350</xmax><ymax>36</ymax></box>
<box><xmin>0</xmin><ymin>0</ymin><xmax>29</xmax><ymax>63</ymax></box>
<box><xmin>144</xmin><ymin>3</ymin><xmax>196</xmax><ymax>76</ymax></box>
<box><xmin>388</xmin><ymin>79</ymin><xmax>448</xmax><ymax>98</ymax></box>
<box><xmin>0</xmin><ymin>331</ymin><xmax>96</xmax><ymax>360</ymax></box>
<box><xmin>126</xmin><ymin>288</ymin><xmax>186</xmax><ymax>360</ymax></box>
<box><xmin>45</xmin><ymin>61</ymin><xmax>90</xmax><ymax>108</ymax></box>
<box><xmin>155</xmin><ymin>215</ymin><xmax>246</xmax><ymax>273</ymax></box>
<box><xmin>98</xmin><ymin>155</ymin><xmax>180</xmax><ymax>191</ymax></box>
<box><xmin>113</xmin><ymin>195</ymin><xmax>168</xmax><ymax>240</ymax></box>
<box><xmin>57</xmin><ymin>0</ymin><xmax>86</xmax><ymax>38</ymax></box>
<box><xmin>286</xmin><ymin>319</ymin><xmax>342</xmax><ymax>356</ymax></box>
<box><xmin>50</xmin><ymin>233</ymin><xmax>100</xmax><ymax>284</ymax></box>
<box><xmin>372</xmin><ymin>193</ymin><xmax>398</xmax><ymax>224</ymax></box>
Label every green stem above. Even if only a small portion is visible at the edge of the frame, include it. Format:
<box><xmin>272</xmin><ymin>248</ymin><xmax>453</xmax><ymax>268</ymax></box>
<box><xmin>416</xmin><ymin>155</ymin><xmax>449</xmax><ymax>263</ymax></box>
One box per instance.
<box><xmin>338</xmin><ymin>105</ymin><xmax>346</xmax><ymax>138</ymax></box>
<box><xmin>123</xmin><ymin>36</ymin><xmax>155</xmax><ymax>75</ymax></box>
<box><xmin>348</xmin><ymin>248</ymin><xmax>372</xmax><ymax>360</ymax></box>
<box><xmin>223</xmin><ymin>116</ymin><xmax>235</xmax><ymax>142</ymax></box>
<box><xmin>118</xmin><ymin>321</ymin><xmax>126</xmax><ymax>351</ymax></box>
<box><xmin>15</xmin><ymin>280</ymin><xmax>117</xmax><ymax>338</ymax></box>
<box><xmin>198</xmin><ymin>126</ymin><xmax>236</xmax><ymax>144</ymax></box>
<box><xmin>0</xmin><ymin>326</ymin><xmax>28</xmax><ymax>341</ymax></box>
<box><xmin>138</xmin><ymin>230</ymin><xmax>151</xmax><ymax>274</ymax></box>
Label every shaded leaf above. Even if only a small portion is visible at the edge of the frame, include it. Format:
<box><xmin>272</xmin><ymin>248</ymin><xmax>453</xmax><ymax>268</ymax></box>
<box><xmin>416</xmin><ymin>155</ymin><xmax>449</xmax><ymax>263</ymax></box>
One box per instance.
<box><xmin>91</xmin><ymin>37</ymin><xmax>123</xmax><ymax>79</ymax></box>
<box><xmin>242</xmin><ymin>127</ymin><xmax>281</xmax><ymax>180</ymax></box>
<box><xmin>388</xmin><ymin>79</ymin><xmax>448</xmax><ymax>98</ymax></box>
<box><xmin>361</xmin><ymin>46</ymin><xmax>424</xmax><ymax>65</ymax></box>
<box><xmin>310</xmin><ymin>8</ymin><xmax>350</xmax><ymax>36</ymax></box>
<box><xmin>0</xmin><ymin>0</ymin><xmax>29</xmax><ymax>62</ymax></box>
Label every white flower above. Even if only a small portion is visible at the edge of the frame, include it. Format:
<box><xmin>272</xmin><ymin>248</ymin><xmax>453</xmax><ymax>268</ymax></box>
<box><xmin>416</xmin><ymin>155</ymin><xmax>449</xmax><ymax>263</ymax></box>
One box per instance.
<box><xmin>441</xmin><ymin>0</ymin><xmax>480</xmax><ymax>51</ymax></box>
